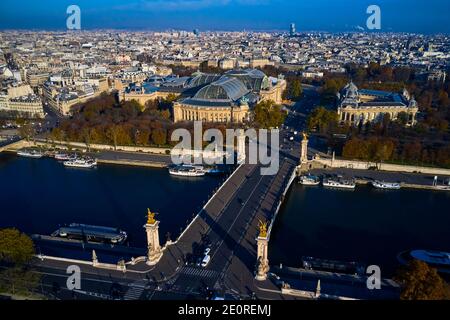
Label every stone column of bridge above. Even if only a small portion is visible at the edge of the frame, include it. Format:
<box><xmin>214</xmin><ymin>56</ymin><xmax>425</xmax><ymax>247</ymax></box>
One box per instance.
<box><xmin>144</xmin><ymin>209</ymin><xmax>163</xmax><ymax>266</ymax></box>
<box><xmin>300</xmin><ymin>132</ymin><xmax>308</xmax><ymax>164</ymax></box>
<box><xmin>255</xmin><ymin>220</ymin><xmax>270</xmax><ymax>281</ymax></box>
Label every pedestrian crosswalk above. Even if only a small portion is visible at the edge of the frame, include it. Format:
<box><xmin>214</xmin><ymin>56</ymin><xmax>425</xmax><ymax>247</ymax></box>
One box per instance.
<box><xmin>124</xmin><ymin>281</ymin><xmax>146</xmax><ymax>300</ymax></box>
<box><xmin>166</xmin><ymin>277</ymin><xmax>177</xmax><ymax>285</ymax></box>
<box><xmin>180</xmin><ymin>266</ymin><xmax>219</xmax><ymax>279</ymax></box>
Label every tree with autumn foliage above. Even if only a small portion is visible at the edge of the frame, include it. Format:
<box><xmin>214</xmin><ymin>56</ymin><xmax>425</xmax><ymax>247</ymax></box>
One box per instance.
<box><xmin>395</xmin><ymin>260</ymin><xmax>450</xmax><ymax>300</ymax></box>
<box><xmin>151</xmin><ymin>128</ymin><xmax>167</xmax><ymax>146</ymax></box>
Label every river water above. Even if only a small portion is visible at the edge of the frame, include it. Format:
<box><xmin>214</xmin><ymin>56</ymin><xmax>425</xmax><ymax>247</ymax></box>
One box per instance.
<box><xmin>269</xmin><ymin>183</ymin><xmax>450</xmax><ymax>276</ymax></box>
<box><xmin>2</xmin><ymin>153</ymin><xmax>449</xmax><ymax>276</ymax></box>
<box><xmin>0</xmin><ymin>153</ymin><xmax>222</xmax><ymax>248</ymax></box>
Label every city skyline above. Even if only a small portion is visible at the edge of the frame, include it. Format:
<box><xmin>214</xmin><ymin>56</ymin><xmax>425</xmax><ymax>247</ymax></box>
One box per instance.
<box><xmin>1</xmin><ymin>0</ymin><xmax>450</xmax><ymax>34</ymax></box>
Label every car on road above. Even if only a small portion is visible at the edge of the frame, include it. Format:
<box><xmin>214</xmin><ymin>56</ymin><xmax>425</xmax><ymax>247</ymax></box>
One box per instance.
<box><xmin>201</xmin><ymin>255</ymin><xmax>210</xmax><ymax>268</ymax></box>
<box><xmin>204</xmin><ymin>247</ymin><xmax>211</xmax><ymax>255</ymax></box>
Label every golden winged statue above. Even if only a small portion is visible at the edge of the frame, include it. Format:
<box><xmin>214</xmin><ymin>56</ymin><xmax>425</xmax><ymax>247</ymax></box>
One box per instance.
<box><xmin>302</xmin><ymin>131</ymin><xmax>308</xmax><ymax>140</ymax></box>
<box><xmin>147</xmin><ymin>208</ymin><xmax>156</xmax><ymax>225</ymax></box>
<box><xmin>258</xmin><ymin>219</ymin><xmax>268</xmax><ymax>238</ymax></box>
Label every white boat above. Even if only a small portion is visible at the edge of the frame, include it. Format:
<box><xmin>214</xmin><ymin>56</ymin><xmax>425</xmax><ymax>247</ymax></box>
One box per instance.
<box><xmin>299</xmin><ymin>174</ymin><xmax>320</xmax><ymax>186</ymax></box>
<box><xmin>17</xmin><ymin>149</ymin><xmax>43</xmax><ymax>158</ymax></box>
<box><xmin>54</xmin><ymin>152</ymin><xmax>77</xmax><ymax>161</ymax></box>
<box><xmin>169</xmin><ymin>165</ymin><xmax>205</xmax><ymax>177</ymax></box>
<box><xmin>323</xmin><ymin>178</ymin><xmax>356</xmax><ymax>189</ymax></box>
<box><xmin>64</xmin><ymin>158</ymin><xmax>97</xmax><ymax>168</ymax></box>
<box><xmin>371</xmin><ymin>180</ymin><xmax>401</xmax><ymax>190</ymax></box>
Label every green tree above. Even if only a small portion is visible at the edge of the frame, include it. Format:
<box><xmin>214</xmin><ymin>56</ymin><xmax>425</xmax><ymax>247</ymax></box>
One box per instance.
<box><xmin>254</xmin><ymin>100</ymin><xmax>287</xmax><ymax>129</ymax></box>
<box><xmin>0</xmin><ymin>229</ymin><xmax>42</xmax><ymax>298</ymax></box>
<box><xmin>289</xmin><ymin>79</ymin><xmax>303</xmax><ymax>101</ymax></box>
<box><xmin>307</xmin><ymin>107</ymin><xmax>339</xmax><ymax>134</ymax></box>
<box><xmin>0</xmin><ymin>267</ymin><xmax>41</xmax><ymax>298</ymax></box>
<box><xmin>0</xmin><ymin>228</ymin><xmax>35</xmax><ymax>265</ymax></box>
<box><xmin>395</xmin><ymin>260</ymin><xmax>450</xmax><ymax>300</ymax></box>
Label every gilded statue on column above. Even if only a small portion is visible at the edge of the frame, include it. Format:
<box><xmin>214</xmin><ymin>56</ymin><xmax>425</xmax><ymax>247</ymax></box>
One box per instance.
<box><xmin>258</xmin><ymin>219</ymin><xmax>268</xmax><ymax>238</ymax></box>
<box><xmin>147</xmin><ymin>208</ymin><xmax>156</xmax><ymax>225</ymax></box>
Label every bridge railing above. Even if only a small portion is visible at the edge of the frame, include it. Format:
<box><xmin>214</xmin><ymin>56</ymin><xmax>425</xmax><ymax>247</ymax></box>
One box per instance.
<box><xmin>267</xmin><ymin>165</ymin><xmax>297</xmax><ymax>239</ymax></box>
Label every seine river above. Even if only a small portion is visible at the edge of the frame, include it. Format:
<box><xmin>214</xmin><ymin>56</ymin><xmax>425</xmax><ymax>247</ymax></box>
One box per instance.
<box><xmin>2</xmin><ymin>153</ymin><xmax>450</xmax><ymax>276</ymax></box>
<box><xmin>0</xmin><ymin>153</ymin><xmax>221</xmax><ymax>247</ymax></box>
<box><xmin>269</xmin><ymin>183</ymin><xmax>450</xmax><ymax>277</ymax></box>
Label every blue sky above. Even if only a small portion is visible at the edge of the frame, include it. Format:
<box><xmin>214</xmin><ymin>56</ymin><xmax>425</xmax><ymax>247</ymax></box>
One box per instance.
<box><xmin>0</xmin><ymin>0</ymin><xmax>449</xmax><ymax>33</ymax></box>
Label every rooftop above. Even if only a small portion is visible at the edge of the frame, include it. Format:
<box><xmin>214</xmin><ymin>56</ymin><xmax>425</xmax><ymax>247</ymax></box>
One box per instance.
<box><xmin>193</xmin><ymin>76</ymin><xmax>249</xmax><ymax>102</ymax></box>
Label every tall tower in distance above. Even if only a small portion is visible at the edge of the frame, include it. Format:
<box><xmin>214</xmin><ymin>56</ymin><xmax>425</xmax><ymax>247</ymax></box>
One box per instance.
<box><xmin>289</xmin><ymin>23</ymin><xmax>296</xmax><ymax>37</ymax></box>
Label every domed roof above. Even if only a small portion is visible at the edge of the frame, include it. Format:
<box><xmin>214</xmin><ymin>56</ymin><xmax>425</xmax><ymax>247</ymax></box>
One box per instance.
<box><xmin>188</xmin><ymin>73</ymin><xmax>222</xmax><ymax>88</ymax></box>
<box><xmin>344</xmin><ymin>81</ymin><xmax>359</xmax><ymax>98</ymax></box>
<box><xmin>193</xmin><ymin>77</ymin><xmax>249</xmax><ymax>101</ymax></box>
<box><xmin>224</xmin><ymin>69</ymin><xmax>268</xmax><ymax>91</ymax></box>
<box><xmin>225</xmin><ymin>69</ymin><xmax>266</xmax><ymax>78</ymax></box>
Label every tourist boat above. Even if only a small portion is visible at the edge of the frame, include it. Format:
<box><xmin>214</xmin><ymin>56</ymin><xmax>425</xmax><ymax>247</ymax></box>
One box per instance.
<box><xmin>169</xmin><ymin>165</ymin><xmax>206</xmax><ymax>177</ymax></box>
<box><xmin>51</xmin><ymin>223</ymin><xmax>128</xmax><ymax>244</ymax></box>
<box><xmin>299</xmin><ymin>174</ymin><xmax>320</xmax><ymax>186</ymax></box>
<box><xmin>397</xmin><ymin>250</ymin><xmax>450</xmax><ymax>274</ymax></box>
<box><xmin>371</xmin><ymin>180</ymin><xmax>401</xmax><ymax>190</ymax></box>
<box><xmin>322</xmin><ymin>177</ymin><xmax>356</xmax><ymax>189</ymax></box>
<box><xmin>302</xmin><ymin>256</ymin><xmax>366</xmax><ymax>275</ymax></box>
<box><xmin>63</xmin><ymin>158</ymin><xmax>97</xmax><ymax>168</ymax></box>
<box><xmin>16</xmin><ymin>149</ymin><xmax>44</xmax><ymax>158</ymax></box>
<box><xmin>54</xmin><ymin>152</ymin><xmax>77</xmax><ymax>161</ymax></box>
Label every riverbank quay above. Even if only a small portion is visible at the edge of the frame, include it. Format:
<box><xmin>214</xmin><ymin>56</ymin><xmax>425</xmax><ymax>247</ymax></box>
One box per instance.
<box><xmin>96</xmin><ymin>150</ymin><xmax>171</xmax><ymax>168</ymax></box>
<box><xmin>306</xmin><ymin>167</ymin><xmax>450</xmax><ymax>191</ymax></box>
<box><xmin>270</xmin><ymin>265</ymin><xmax>400</xmax><ymax>300</ymax></box>
<box><xmin>297</xmin><ymin>153</ymin><xmax>450</xmax><ymax>191</ymax></box>
<box><xmin>26</xmin><ymin>138</ymin><xmax>171</xmax><ymax>155</ymax></box>
<box><xmin>1</xmin><ymin>138</ymin><xmax>173</xmax><ymax>168</ymax></box>
<box><xmin>309</xmin><ymin>156</ymin><xmax>450</xmax><ymax>176</ymax></box>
